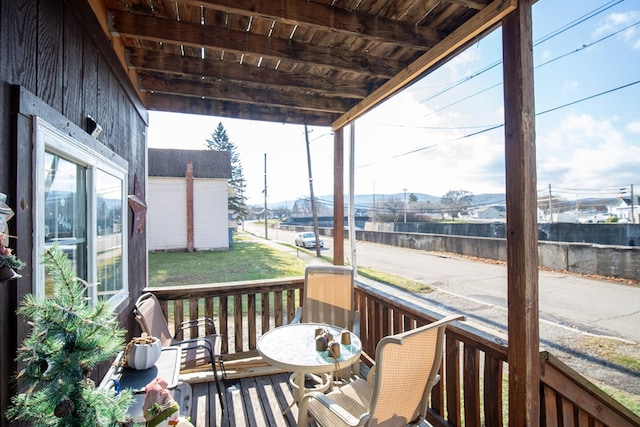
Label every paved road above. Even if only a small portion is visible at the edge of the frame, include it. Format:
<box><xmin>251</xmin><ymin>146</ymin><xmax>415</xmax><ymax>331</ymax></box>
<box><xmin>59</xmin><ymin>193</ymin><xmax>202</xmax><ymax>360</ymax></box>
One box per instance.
<box><xmin>244</xmin><ymin>222</ymin><xmax>640</xmax><ymax>343</ymax></box>
<box><xmin>241</xmin><ymin>222</ymin><xmax>640</xmax><ymax>394</ymax></box>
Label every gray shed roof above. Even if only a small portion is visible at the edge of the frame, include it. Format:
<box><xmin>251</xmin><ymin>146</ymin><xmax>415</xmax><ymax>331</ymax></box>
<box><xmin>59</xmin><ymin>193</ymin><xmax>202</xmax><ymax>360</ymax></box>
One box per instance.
<box><xmin>148</xmin><ymin>148</ymin><xmax>231</xmax><ymax>179</ymax></box>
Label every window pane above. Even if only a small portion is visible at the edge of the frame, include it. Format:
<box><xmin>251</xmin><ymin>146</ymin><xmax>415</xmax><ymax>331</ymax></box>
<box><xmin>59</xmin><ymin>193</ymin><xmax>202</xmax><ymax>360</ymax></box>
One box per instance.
<box><xmin>43</xmin><ymin>152</ymin><xmax>87</xmax><ymax>297</ymax></box>
<box><xmin>96</xmin><ymin>170</ymin><xmax>123</xmax><ymax>301</ymax></box>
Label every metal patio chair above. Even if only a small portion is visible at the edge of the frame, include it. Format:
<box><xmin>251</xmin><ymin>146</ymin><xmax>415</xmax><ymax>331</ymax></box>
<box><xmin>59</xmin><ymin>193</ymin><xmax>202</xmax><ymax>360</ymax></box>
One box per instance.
<box><xmin>291</xmin><ymin>264</ymin><xmax>360</xmax><ymax>385</ymax></box>
<box><xmin>133</xmin><ymin>292</ymin><xmax>225</xmax><ymax>411</ymax></box>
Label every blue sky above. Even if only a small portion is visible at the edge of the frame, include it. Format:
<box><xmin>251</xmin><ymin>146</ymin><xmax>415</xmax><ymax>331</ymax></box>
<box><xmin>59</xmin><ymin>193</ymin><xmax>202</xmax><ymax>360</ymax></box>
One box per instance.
<box><xmin>147</xmin><ymin>0</ymin><xmax>640</xmax><ymax>207</ymax></box>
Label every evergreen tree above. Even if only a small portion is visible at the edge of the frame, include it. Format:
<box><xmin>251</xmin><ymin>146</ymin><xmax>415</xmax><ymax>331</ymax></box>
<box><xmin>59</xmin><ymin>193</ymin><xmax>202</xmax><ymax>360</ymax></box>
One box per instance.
<box><xmin>7</xmin><ymin>246</ymin><xmax>132</xmax><ymax>427</ymax></box>
<box><xmin>206</xmin><ymin>122</ymin><xmax>247</xmax><ymax>217</ymax></box>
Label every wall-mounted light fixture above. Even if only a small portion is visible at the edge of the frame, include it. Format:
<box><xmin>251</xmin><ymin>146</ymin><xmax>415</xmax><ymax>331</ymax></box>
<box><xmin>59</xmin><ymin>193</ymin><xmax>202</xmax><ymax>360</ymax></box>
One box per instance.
<box><xmin>86</xmin><ymin>115</ymin><xmax>103</xmax><ymax>139</ymax></box>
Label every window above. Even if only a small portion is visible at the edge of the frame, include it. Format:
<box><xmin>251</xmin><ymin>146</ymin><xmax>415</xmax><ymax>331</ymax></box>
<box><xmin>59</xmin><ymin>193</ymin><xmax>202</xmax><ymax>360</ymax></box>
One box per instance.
<box><xmin>34</xmin><ymin>118</ymin><xmax>128</xmax><ymax>307</ymax></box>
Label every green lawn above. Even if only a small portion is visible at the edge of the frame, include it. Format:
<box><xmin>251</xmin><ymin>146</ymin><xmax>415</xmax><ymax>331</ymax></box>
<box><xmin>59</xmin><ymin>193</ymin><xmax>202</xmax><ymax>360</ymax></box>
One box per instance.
<box><xmin>148</xmin><ymin>236</ymin><xmax>307</xmax><ymax>286</ymax></box>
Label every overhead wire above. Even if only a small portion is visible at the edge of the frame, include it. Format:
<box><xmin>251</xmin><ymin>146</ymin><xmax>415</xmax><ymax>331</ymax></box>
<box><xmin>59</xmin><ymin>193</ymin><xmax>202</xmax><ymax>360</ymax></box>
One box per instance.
<box><xmin>264</xmin><ymin>1</ymin><xmax>635</xmax><ymax>209</ymax></box>
<box><xmin>416</xmin><ymin>0</ymin><xmax>625</xmax><ymax>106</ymax></box>
<box><xmin>355</xmin><ymin>77</ymin><xmax>639</xmax><ymax>170</ymax></box>
<box><xmin>411</xmin><ymin>18</ymin><xmax>640</xmax><ymax>124</ymax></box>
<box><xmin>355</xmin><ymin>0</ymin><xmax>638</xmax><ymax>169</ymax></box>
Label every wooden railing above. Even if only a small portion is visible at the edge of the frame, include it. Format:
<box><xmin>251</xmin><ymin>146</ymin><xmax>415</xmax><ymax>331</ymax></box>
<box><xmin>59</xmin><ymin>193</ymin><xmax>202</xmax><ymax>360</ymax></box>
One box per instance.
<box><xmin>354</xmin><ymin>280</ymin><xmax>509</xmax><ymax>426</ymax></box>
<box><xmin>145</xmin><ymin>277</ymin><xmax>305</xmax><ymax>355</ymax></box>
<box><xmin>144</xmin><ymin>278</ymin><xmax>640</xmax><ymax>427</ymax></box>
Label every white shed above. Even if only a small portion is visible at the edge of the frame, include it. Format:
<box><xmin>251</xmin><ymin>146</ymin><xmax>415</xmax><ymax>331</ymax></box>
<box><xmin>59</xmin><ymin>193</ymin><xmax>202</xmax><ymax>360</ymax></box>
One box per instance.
<box><xmin>147</xmin><ymin>148</ymin><xmax>231</xmax><ymax>251</ymax></box>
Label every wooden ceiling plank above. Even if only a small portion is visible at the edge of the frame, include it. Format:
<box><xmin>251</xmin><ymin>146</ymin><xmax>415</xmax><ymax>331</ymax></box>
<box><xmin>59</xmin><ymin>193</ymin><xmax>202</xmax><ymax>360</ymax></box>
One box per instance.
<box><xmin>144</xmin><ymin>92</ymin><xmax>337</xmax><ymax>126</ymax></box>
<box><xmin>178</xmin><ymin>0</ymin><xmax>443</xmax><ymax>50</ymax></box>
<box><xmin>139</xmin><ymin>73</ymin><xmax>354</xmax><ymax>113</ymax></box>
<box><xmin>332</xmin><ymin>0</ymin><xmax>515</xmax><ymax>130</ymax></box>
<box><xmin>447</xmin><ymin>0</ymin><xmax>487</xmax><ymax>11</ymax></box>
<box><xmin>154</xmin><ymin>0</ymin><xmax>179</xmax><ymax>19</ymax></box>
<box><xmin>127</xmin><ymin>48</ymin><xmax>374</xmax><ymax>99</ymax></box>
<box><xmin>110</xmin><ymin>10</ymin><xmax>402</xmax><ymax>78</ymax></box>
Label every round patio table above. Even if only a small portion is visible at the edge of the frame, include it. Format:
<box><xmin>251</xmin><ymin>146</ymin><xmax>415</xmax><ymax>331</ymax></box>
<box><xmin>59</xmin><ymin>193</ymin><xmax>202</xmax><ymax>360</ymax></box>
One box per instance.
<box><xmin>258</xmin><ymin>323</ymin><xmax>361</xmax><ymax>407</ymax></box>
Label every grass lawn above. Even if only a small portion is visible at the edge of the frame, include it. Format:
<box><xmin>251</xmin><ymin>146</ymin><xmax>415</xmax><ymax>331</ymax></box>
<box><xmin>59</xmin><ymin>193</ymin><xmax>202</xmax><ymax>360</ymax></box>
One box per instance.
<box><xmin>148</xmin><ymin>235</ymin><xmax>307</xmax><ymax>286</ymax></box>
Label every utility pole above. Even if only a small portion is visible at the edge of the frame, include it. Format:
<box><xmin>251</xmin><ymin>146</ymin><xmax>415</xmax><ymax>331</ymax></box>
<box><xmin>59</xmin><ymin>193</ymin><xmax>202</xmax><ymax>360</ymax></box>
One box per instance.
<box><xmin>548</xmin><ymin>184</ymin><xmax>553</xmax><ymax>223</ymax></box>
<box><xmin>264</xmin><ymin>153</ymin><xmax>268</xmax><ymax>239</ymax></box>
<box><xmin>349</xmin><ymin>122</ymin><xmax>357</xmax><ymax>273</ymax></box>
<box><xmin>305</xmin><ymin>125</ymin><xmax>321</xmax><ymax>257</ymax></box>
<box><xmin>632</xmin><ymin>184</ymin><xmax>636</xmax><ymax>224</ymax></box>
<box><xmin>403</xmin><ymin>188</ymin><xmax>407</xmax><ymax>223</ymax></box>
<box><xmin>372</xmin><ymin>182</ymin><xmax>376</xmax><ymax>222</ymax></box>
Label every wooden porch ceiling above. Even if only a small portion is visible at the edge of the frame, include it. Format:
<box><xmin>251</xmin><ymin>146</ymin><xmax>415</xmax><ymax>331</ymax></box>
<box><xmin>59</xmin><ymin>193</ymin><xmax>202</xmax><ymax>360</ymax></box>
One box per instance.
<box><xmin>90</xmin><ymin>0</ymin><xmax>516</xmax><ymax>129</ymax></box>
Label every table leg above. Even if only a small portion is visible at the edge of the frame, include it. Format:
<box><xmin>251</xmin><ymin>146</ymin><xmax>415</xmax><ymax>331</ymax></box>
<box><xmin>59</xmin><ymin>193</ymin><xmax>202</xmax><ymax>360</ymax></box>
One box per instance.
<box><xmin>283</xmin><ymin>372</ymin><xmax>305</xmax><ymax>414</ymax></box>
<box><xmin>295</xmin><ymin>371</ymin><xmax>305</xmax><ymax>403</ymax></box>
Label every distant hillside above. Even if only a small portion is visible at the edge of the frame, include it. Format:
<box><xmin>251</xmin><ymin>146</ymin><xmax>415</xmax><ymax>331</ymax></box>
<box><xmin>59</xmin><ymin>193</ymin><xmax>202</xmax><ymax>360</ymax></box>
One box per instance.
<box><xmin>268</xmin><ymin>192</ymin><xmax>506</xmax><ymax>209</ymax></box>
<box><xmin>261</xmin><ymin>193</ymin><xmax>619</xmax><ymax>215</ymax></box>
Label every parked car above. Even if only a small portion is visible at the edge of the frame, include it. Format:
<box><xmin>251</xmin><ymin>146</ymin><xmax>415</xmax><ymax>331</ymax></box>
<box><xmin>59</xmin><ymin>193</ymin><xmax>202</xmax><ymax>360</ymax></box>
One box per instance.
<box><xmin>294</xmin><ymin>232</ymin><xmax>324</xmax><ymax>249</ymax></box>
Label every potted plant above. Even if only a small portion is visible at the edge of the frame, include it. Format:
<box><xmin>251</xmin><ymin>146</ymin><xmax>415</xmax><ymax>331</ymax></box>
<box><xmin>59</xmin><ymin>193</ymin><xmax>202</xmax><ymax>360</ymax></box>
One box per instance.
<box><xmin>0</xmin><ymin>192</ymin><xmax>23</xmax><ymax>282</ymax></box>
<box><xmin>6</xmin><ymin>245</ymin><xmax>133</xmax><ymax>426</ymax></box>
<box><xmin>0</xmin><ymin>242</ymin><xmax>25</xmax><ymax>281</ymax></box>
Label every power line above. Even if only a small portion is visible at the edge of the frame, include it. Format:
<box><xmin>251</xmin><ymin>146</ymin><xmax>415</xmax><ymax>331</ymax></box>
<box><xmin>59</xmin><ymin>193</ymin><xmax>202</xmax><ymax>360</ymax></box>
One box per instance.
<box><xmin>533</xmin><ymin>0</ymin><xmax>624</xmax><ymax>46</ymax></box>
<box><xmin>536</xmin><ymin>19</ymin><xmax>640</xmax><ymax>69</ymax></box>
<box><xmin>404</xmin><ymin>13</ymin><xmax>638</xmax><ymax>127</ymax></box>
<box><xmin>537</xmin><ymin>79</ymin><xmax>640</xmax><ymax>117</ymax></box>
<box><xmin>416</xmin><ymin>0</ymin><xmax>625</xmax><ymax>106</ymax></box>
<box><xmin>357</xmin><ymin>78</ymin><xmax>640</xmax><ymax>169</ymax></box>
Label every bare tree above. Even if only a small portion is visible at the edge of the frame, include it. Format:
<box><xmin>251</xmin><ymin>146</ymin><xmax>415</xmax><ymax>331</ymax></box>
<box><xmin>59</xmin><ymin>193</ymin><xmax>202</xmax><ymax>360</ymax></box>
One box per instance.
<box><xmin>383</xmin><ymin>197</ymin><xmax>404</xmax><ymax>222</ymax></box>
<box><xmin>440</xmin><ymin>190</ymin><xmax>473</xmax><ymax>220</ymax></box>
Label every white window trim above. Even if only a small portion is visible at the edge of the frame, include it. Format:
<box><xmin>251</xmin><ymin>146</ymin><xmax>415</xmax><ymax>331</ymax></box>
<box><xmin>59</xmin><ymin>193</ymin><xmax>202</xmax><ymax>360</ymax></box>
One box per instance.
<box><xmin>33</xmin><ymin>117</ymin><xmax>129</xmax><ymax>308</ymax></box>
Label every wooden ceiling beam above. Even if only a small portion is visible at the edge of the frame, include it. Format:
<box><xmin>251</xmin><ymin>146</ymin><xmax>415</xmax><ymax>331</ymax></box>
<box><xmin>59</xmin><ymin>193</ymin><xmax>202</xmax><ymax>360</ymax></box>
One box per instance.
<box><xmin>126</xmin><ymin>48</ymin><xmax>373</xmax><ymax>99</ymax></box>
<box><xmin>110</xmin><ymin>10</ymin><xmax>402</xmax><ymax>78</ymax></box>
<box><xmin>179</xmin><ymin>0</ymin><xmax>443</xmax><ymax>50</ymax></box>
<box><xmin>139</xmin><ymin>73</ymin><xmax>354</xmax><ymax>114</ymax></box>
<box><xmin>332</xmin><ymin>0</ymin><xmax>516</xmax><ymax>130</ymax></box>
<box><xmin>144</xmin><ymin>92</ymin><xmax>337</xmax><ymax>126</ymax></box>
<box><xmin>446</xmin><ymin>0</ymin><xmax>487</xmax><ymax>11</ymax></box>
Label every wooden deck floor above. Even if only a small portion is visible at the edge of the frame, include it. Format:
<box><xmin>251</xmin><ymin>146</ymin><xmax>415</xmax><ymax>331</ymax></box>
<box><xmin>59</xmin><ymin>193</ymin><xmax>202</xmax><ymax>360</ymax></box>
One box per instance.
<box><xmin>186</xmin><ymin>374</ymin><xmax>316</xmax><ymax>427</ymax></box>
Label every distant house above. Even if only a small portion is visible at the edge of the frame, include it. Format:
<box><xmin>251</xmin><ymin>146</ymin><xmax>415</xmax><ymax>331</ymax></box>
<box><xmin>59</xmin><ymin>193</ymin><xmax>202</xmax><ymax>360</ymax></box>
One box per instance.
<box><xmin>609</xmin><ymin>196</ymin><xmax>640</xmax><ymax>223</ymax></box>
<box><xmin>551</xmin><ymin>211</ymin><xmax>579</xmax><ymax>223</ymax></box>
<box><xmin>148</xmin><ymin>148</ymin><xmax>231</xmax><ymax>251</ymax></box>
<box><xmin>472</xmin><ymin>205</ymin><xmax>506</xmax><ymax>220</ymax></box>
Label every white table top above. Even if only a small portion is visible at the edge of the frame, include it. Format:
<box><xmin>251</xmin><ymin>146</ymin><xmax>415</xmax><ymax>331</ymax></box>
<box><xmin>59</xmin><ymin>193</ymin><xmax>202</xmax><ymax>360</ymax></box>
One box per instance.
<box><xmin>258</xmin><ymin>323</ymin><xmax>361</xmax><ymax>374</ymax></box>
<box><xmin>98</xmin><ymin>346</ymin><xmax>181</xmax><ymax>393</ymax></box>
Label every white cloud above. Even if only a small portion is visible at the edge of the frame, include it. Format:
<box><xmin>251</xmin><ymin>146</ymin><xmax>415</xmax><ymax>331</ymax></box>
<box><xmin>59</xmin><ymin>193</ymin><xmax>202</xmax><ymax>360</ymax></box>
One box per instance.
<box><xmin>539</xmin><ymin>49</ymin><xmax>553</xmax><ymax>62</ymax></box>
<box><xmin>537</xmin><ymin>114</ymin><xmax>640</xmax><ymax>195</ymax></box>
<box><xmin>562</xmin><ymin>81</ymin><xmax>579</xmax><ymax>93</ymax></box>
<box><xmin>628</xmin><ymin>121</ymin><xmax>640</xmax><ymax>134</ymax></box>
<box><xmin>595</xmin><ymin>11</ymin><xmax>640</xmax><ymax>50</ymax></box>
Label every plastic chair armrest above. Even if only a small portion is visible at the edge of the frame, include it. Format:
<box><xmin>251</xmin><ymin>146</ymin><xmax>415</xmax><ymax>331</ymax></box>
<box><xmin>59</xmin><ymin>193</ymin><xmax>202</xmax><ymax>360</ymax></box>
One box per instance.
<box><xmin>353</xmin><ymin>311</ymin><xmax>361</xmax><ymax>338</ymax></box>
<box><xmin>308</xmin><ymin>392</ymin><xmax>366</xmax><ymax>426</ymax></box>
<box><xmin>176</xmin><ymin>317</ymin><xmax>218</xmax><ymax>335</ymax></box>
<box><xmin>290</xmin><ymin>306</ymin><xmax>303</xmax><ymax>324</ymax></box>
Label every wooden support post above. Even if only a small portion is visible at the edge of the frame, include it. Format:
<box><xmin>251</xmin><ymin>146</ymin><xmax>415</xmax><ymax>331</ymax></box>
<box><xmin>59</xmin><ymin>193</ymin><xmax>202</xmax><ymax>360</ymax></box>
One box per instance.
<box><xmin>502</xmin><ymin>1</ymin><xmax>540</xmax><ymax>426</ymax></box>
<box><xmin>333</xmin><ymin>128</ymin><xmax>345</xmax><ymax>265</ymax></box>
<box><xmin>186</xmin><ymin>161</ymin><xmax>194</xmax><ymax>252</ymax></box>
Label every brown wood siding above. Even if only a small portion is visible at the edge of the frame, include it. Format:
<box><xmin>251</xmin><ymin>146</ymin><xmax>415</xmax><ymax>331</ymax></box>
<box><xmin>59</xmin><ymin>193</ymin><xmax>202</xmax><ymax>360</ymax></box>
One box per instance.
<box><xmin>0</xmin><ymin>1</ymin><xmax>149</xmax><ymax>423</ymax></box>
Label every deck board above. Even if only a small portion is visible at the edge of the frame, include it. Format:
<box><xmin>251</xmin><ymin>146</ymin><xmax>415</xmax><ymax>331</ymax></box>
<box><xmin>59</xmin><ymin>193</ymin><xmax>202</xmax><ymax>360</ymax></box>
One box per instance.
<box><xmin>188</xmin><ymin>372</ymin><xmax>316</xmax><ymax>427</ymax></box>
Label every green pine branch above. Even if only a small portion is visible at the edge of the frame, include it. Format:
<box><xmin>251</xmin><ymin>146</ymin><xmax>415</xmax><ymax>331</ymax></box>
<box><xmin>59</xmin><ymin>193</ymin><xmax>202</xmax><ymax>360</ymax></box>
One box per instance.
<box><xmin>7</xmin><ymin>245</ymin><xmax>132</xmax><ymax>426</ymax></box>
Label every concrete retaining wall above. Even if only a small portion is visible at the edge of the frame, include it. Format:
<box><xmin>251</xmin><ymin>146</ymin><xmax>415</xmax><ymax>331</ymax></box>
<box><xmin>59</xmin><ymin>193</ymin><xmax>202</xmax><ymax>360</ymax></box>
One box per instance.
<box><xmin>279</xmin><ymin>224</ymin><xmax>640</xmax><ymax>282</ymax></box>
<box><xmin>391</xmin><ymin>221</ymin><xmax>640</xmax><ymax>246</ymax></box>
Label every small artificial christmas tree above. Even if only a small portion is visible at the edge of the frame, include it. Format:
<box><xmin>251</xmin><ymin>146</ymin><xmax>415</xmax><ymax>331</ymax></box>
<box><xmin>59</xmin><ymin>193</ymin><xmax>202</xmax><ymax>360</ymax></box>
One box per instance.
<box><xmin>7</xmin><ymin>245</ymin><xmax>132</xmax><ymax>426</ymax></box>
